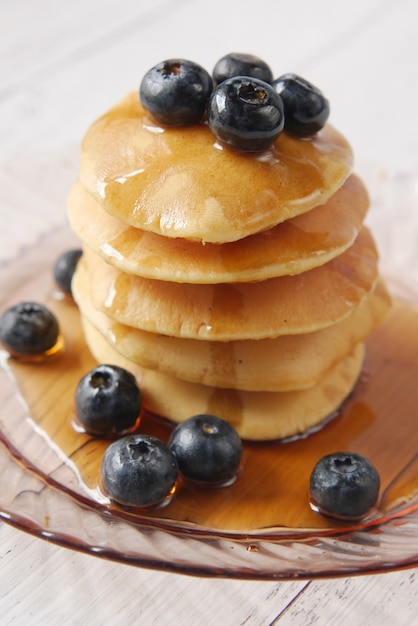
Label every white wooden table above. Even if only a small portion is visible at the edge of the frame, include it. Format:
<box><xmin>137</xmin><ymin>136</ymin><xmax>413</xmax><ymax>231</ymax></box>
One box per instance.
<box><xmin>1</xmin><ymin>1</ymin><xmax>418</xmax><ymax>623</ymax></box>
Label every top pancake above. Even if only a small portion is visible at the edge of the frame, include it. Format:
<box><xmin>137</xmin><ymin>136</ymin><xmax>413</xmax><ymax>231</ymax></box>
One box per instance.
<box><xmin>68</xmin><ymin>174</ymin><xmax>369</xmax><ymax>283</ymax></box>
<box><xmin>79</xmin><ymin>92</ymin><xmax>353</xmax><ymax>243</ymax></box>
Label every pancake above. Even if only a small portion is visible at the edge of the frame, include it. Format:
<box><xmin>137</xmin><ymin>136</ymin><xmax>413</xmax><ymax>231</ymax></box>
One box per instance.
<box><xmin>73</xmin><ymin>267</ymin><xmax>390</xmax><ymax>391</ymax></box>
<box><xmin>79</xmin><ymin>92</ymin><xmax>353</xmax><ymax>243</ymax></box>
<box><xmin>80</xmin><ymin>316</ymin><xmax>365</xmax><ymax>441</ymax></box>
<box><xmin>69</xmin><ymin>174</ymin><xmax>369</xmax><ymax>283</ymax></box>
<box><xmin>81</xmin><ymin>226</ymin><xmax>379</xmax><ymax>341</ymax></box>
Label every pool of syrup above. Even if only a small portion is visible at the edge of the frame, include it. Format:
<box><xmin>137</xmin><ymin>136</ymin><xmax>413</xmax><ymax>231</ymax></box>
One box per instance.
<box><xmin>1</xmin><ymin>268</ymin><xmax>418</xmax><ymax>536</ymax></box>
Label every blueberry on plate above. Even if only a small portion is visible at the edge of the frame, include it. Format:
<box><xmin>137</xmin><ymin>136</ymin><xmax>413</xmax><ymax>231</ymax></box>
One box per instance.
<box><xmin>213</xmin><ymin>52</ymin><xmax>273</xmax><ymax>85</ymax></box>
<box><xmin>74</xmin><ymin>364</ymin><xmax>142</xmax><ymax>435</ymax></box>
<box><xmin>272</xmin><ymin>73</ymin><xmax>329</xmax><ymax>136</ymax></box>
<box><xmin>101</xmin><ymin>434</ymin><xmax>179</xmax><ymax>508</ymax></box>
<box><xmin>309</xmin><ymin>452</ymin><xmax>380</xmax><ymax>520</ymax></box>
<box><xmin>207</xmin><ymin>76</ymin><xmax>284</xmax><ymax>152</ymax></box>
<box><xmin>168</xmin><ymin>414</ymin><xmax>243</xmax><ymax>484</ymax></box>
<box><xmin>0</xmin><ymin>301</ymin><xmax>60</xmax><ymax>356</ymax></box>
<box><xmin>139</xmin><ymin>58</ymin><xmax>213</xmax><ymax>126</ymax></box>
<box><xmin>53</xmin><ymin>248</ymin><xmax>82</xmax><ymax>296</ymax></box>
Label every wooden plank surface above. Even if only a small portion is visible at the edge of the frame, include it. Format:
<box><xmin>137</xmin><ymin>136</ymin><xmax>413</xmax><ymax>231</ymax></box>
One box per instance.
<box><xmin>1</xmin><ymin>0</ymin><xmax>418</xmax><ymax>623</ymax></box>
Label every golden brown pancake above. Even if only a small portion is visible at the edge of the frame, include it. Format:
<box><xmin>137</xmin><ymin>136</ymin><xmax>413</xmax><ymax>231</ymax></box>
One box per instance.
<box><xmin>73</xmin><ymin>268</ymin><xmax>390</xmax><ymax>391</ymax></box>
<box><xmin>69</xmin><ymin>174</ymin><xmax>369</xmax><ymax>283</ymax></box>
<box><xmin>79</xmin><ymin>92</ymin><xmax>353</xmax><ymax>243</ymax></box>
<box><xmin>80</xmin><ymin>226</ymin><xmax>379</xmax><ymax>341</ymax></box>
<box><xmin>80</xmin><ymin>315</ymin><xmax>365</xmax><ymax>441</ymax></box>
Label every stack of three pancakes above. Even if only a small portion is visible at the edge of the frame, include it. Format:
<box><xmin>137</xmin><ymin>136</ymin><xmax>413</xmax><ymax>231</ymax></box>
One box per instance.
<box><xmin>68</xmin><ymin>92</ymin><xmax>390</xmax><ymax>440</ymax></box>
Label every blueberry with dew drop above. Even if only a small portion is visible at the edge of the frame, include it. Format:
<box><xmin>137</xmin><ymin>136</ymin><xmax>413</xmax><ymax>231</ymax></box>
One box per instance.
<box><xmin>0</xmin><ymin>301</ymin><xmax>60</xmax><ymax>356</ymax></box>
<box><xmin>309</xmin><ymin>452</ymin><xmax>380</xmax><ymax>520</ymax></box>
<box><xmin>168</xmin><ymin>414</ymin><xmax>243</xmax><ymax>484</ymax></box>
<box><xmin>53</xmin><ymin>248</ymin><xmax>82</xmax><ymax>296</ymax></box>
<box><xmin>75</xmin><ymin>364</ymin><xmax>142</xmax><ymax>435</ymax></box>
<box><xmin>207</xmin><ymin>76</ymin><xmax>284</xmax><ymax>152</ymax></box>
<box><xmin>213</xmin><ymin>52</ymin><xmax>273</xmax><ymax>85</ymax></box>
<box><xmin>272</xmin><ymin>73</ymin><xmax>330</xmax><ymax>136</ymax></box>
<box><xmin>139</xmin><ymin>58</ymin><xmax>213</xmax><ymax>126</ymax></box>
<box><xmin>101</xmin><ymin>434</ymin><xmax>179</xmax><ymax>507</ymax></box>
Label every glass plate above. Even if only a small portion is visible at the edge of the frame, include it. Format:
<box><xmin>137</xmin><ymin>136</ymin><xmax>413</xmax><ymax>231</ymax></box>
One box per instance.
<box><xmin>1</xmin><ymin>169</ymin><xmax>418</xmax><ymax>580</ymax></box>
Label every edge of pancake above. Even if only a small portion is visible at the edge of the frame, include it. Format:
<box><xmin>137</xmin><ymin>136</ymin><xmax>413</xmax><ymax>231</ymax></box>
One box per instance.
<box><xmin>73</xmin><ymin>264</ymin><xmax>391</xmax><ymax>392</ymax></box>
<box><xmin>80</xmin><ymin>314</ymin><xmax>365</xmax><ymax>441</ymax></box>
<box><xmin>81</xmin><ymin>226</ymin><xmax>379</xmax><ymax>340</ymax></box>
<box><xmin>68</xmin><ymin>174</ymin><xmax>369</xmax><ymax>283</ymax></box>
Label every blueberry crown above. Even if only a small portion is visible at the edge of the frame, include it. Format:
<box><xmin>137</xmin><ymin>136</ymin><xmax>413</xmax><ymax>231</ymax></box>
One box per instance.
<box><xmin>139</xmin><ymin>53</ymin><xmax>330</xmax><ymax>152</ymax></box>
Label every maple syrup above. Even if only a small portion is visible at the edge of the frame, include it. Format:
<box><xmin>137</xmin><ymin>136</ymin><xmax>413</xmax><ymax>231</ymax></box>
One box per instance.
<box><xmin>1</xmin><ymin>267</ymin><xmax>418</xmax><ymax>538</ymax></box>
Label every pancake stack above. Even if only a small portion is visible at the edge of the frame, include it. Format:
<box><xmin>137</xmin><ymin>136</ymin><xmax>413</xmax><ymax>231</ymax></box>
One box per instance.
<box><xmin>69</xmin><ymin>91</ymin><xmax>391</xmax><ymax>440</ymax></box>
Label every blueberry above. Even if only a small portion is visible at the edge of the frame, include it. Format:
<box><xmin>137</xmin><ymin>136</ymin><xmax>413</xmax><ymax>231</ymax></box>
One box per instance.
<box><xmin>53</xmin><ymin>248</ymin><xmax>82</xmax><ymax>296</ymax></box>
<box><xmin>309</xmin><ymin>452</ymin><xmax>380</xmax><ymax>520</ymax></box>
<box><xmin>101</xmin><ymin>434</ymin><xmax>178</xmax><ymax>507</ymax></box>
<box><xmin>139</xmin><ymin>58</ymin><xmax>213</xmax><ymax>126</ymax></box>
<box><xmin>168</xmin><ymin>414</ymin><xmax>243</xmax><ymax>484</ymax></box>
<box><xmin>0</xmin><ymin>302</ymin><xmax>60</xmax><ymax>355</ymax></box>
<box><xmin>213</xmin><ymin>52</ymin><xmax>273</xmax><ymax>85</ymax></box>
<box><xmin>272</xmin><ymin>73</ymin><xmax>329</xmax><ymax>136</ymax></box>
<box><xmin>75</xmin><ymin>364</ymin><xmax>142</xmax><ymax>435</ymax></box>
<box><xmin>207</xmin><ymin>76</ymin><xmax>284</xmax><ymax>152</ymax></box>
